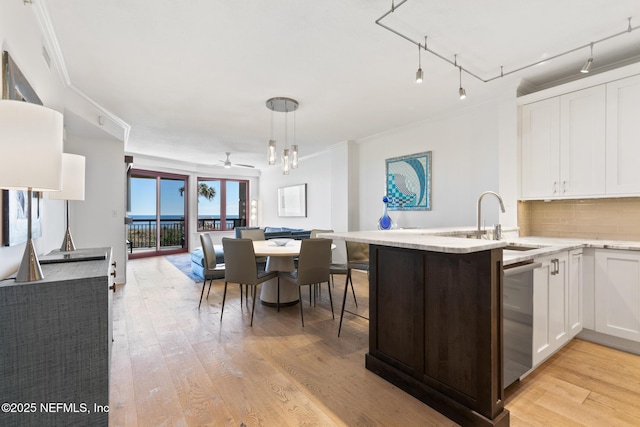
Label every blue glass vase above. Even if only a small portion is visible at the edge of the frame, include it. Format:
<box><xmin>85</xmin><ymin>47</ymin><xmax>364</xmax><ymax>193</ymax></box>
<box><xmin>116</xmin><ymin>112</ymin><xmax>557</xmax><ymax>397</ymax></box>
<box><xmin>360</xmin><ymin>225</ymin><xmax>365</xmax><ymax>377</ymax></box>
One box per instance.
<box><xmin>378</xmin><ymin>196</ymin><xmax>394</xmax><ymax>230</ymax></box>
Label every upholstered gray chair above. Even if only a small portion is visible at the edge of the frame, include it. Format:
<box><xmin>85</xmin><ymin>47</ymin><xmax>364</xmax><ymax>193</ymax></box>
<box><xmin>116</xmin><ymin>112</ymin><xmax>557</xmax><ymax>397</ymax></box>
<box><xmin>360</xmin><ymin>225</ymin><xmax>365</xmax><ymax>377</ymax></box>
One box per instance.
<box><xmin>220</xmin><ymin>238</ymin><xmax>278</xmax><ymax>326</ymax></box>
<box><xmin>198</xmin><ymin>233</ymin><xmax>225</xmax><ymax>309</ymax></box>
<box><xmin>239</xmin><ymin>228</ymin><xmax>267</xmax><ymax>269</ymax></box>
<box><xmin>279</xmin><ymin>238</ymin><xmax>334</xmax><ymax>326</ymax></box>
<box><xmin>309</xmin><ymin>229</ymin><xmax>356</xmax><ymax>304</ymax></box>
<box><xmin>338</xmin><ymin>241</ymin><xmax>370</xmax><ymax>336</ymax></box>
<box><xmin>239</xmin><ymin>228</ymin><xmax>265</xmax><ymax>241</ymax></box>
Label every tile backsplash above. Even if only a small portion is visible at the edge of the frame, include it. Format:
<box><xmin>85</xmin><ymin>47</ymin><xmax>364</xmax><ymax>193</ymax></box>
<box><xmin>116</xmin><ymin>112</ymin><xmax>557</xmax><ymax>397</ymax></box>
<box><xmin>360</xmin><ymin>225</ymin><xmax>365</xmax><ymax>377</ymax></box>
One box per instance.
<box><xmin>518</xmin><ymin>198</ymin><xmax>640</xmax><ymax>241</ymax></box>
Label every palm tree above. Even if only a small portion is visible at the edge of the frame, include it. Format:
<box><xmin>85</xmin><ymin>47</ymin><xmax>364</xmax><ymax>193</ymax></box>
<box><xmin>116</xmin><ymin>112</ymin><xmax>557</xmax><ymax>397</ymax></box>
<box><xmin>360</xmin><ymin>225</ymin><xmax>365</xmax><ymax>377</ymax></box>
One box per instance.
<box><xmin>179</xmin><ymin>182</ymin><xmax>216</xmax><ymax>201</ymax></box>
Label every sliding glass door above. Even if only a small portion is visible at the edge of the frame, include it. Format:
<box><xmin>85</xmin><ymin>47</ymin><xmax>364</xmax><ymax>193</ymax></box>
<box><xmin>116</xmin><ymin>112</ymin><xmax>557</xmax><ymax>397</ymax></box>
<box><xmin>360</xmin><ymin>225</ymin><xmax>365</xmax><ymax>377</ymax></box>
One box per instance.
<box><xmin>128</xmin><ymin>170</ymin><xmax>188</xmax><ymax>258</ymax></box>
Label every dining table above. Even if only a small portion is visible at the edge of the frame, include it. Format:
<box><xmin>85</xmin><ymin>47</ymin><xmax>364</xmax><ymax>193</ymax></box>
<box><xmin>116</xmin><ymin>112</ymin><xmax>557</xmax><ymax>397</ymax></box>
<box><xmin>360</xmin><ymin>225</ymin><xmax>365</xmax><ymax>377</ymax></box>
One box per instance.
<box><xmin>252</xmin><ymin>239</ymin><xmax>301</xmax><ymax>305</ymax></box>
<box><xmin>252</xmin><ymin>239</ymin><xmax>334</xmax><ymax>306</ymax></box>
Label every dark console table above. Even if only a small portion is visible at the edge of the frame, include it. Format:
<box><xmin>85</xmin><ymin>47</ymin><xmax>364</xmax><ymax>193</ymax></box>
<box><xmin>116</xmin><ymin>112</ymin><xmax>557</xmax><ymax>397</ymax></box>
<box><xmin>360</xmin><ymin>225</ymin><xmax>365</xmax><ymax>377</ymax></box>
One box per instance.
<box><xmin>0</xmin><ymin>248</ymin><xmax>114</xmax><ymax>427</ymax></box>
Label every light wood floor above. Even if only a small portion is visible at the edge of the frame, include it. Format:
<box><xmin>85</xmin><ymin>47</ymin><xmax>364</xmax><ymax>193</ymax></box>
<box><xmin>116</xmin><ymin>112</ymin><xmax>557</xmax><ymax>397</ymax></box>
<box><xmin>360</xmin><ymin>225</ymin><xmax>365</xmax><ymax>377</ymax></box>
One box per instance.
<box><xmin>109</xmin><ymin>256</ymin><xmax>640</xmax><ymax>426</ymax></box>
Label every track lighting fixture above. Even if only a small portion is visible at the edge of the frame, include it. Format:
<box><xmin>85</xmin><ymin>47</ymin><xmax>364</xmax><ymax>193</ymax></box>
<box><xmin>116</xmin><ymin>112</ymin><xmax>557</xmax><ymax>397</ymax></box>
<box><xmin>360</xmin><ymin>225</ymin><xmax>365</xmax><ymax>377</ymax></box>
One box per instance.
<box><xmin>581</xmin><ymin>43</ymin><xmax>594</xmax><ymax>73</ymax></box>
<box><xmin>416</xmin><ymin>45</ymin><xmax>423</xmax><ymax>84</ymax></box>
<box><xmin>377</xmin><ymin>2</ymin><xmax>639</xmax><ymax>84</ymax></box>
<box><xmin>458</xmin><ymin>66</ymin><xmax>466</xmax><ymax>100</ymax></box>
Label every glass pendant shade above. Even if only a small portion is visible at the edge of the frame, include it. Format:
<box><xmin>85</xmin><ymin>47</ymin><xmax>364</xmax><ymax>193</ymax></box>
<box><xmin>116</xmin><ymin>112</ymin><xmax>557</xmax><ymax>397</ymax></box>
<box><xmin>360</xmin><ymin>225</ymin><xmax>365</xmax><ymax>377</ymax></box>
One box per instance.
<box><xmin>282</xmin><ymin>148</ymin><xmax>290</xmax><ymax>175</ymax></box>
<box><xmin>291</xmin><ymin>144</ymin><xmax>298</xmax><ymax>169</ymax></box>
<box><xmin>268</xmin><ymin>140</ymin><xmax>276</xmax><ymax>165</ymax></box>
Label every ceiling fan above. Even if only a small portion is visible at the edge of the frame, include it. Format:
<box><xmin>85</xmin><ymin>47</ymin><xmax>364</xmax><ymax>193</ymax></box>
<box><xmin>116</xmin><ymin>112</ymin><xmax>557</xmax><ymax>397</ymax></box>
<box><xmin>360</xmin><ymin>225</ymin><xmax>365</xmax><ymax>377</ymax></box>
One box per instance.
<box><xmin>218</xmin><ymin>152</ymin><xmax>255</xmax><ymax>169</ymax></box>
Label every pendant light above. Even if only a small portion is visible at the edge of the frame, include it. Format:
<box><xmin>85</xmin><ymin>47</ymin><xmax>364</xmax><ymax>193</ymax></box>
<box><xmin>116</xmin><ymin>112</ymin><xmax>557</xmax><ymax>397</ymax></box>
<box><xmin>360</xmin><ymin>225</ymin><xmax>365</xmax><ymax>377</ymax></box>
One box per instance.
<box><xmin>265</xmin><ymin>97</ymin><xmax>299</xmax><ymax>174</ymax></box>
<box><xmin>267</xmin><ymin>106</ymin><xmax>276</xmax><ymax>165</ymax></box>
<box><xmin>416</xmin><ymin>44</ymin><xmax>423</xmax><ymax>84</ymax></box>
<box><xmin>291</xmin><ymin>109</ymin><xmax>298</xmax><ymax>169</ymax></box>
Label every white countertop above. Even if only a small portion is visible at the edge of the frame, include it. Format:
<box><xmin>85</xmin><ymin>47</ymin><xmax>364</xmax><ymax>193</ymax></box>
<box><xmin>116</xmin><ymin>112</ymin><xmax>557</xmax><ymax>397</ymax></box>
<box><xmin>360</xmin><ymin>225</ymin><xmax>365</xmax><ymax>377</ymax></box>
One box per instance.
<box><xmin>322</xmin><ymin>229</ymin><xmax>507</xmax><ymax>254</ymax></box>
<box><xmin>321</xmin><ymin>228</ymin><xmax>640</xmax><ymax>264</ymax></box>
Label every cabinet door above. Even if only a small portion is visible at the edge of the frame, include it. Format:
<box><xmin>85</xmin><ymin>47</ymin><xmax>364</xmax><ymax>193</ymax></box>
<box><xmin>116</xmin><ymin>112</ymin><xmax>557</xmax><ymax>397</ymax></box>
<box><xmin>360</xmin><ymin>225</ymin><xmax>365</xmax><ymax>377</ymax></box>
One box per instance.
<box><xmin>595</xmin><ymin>249</ymin><xmax>640</xmax><ymax>341</ymax></box>
<box><xmin>533</xmin><ymin>253</ymin><xmax>569</xmax><ymax>367</ymax></box>
<box><xmin>559</xmin><ymin>86</ymin><xmax>606</xmax><ymax>197</ymax></box>
<box><xmin>521</xmin><ymin>98</ymin><xmax>560</xmax><ymax>199</ymax></box>
<box><xmin>568</xmin><ymin>249</ymin><xmax>583</xmax><ymax>338</ymax></box>
<box><xmin>606</xmin><ymin>75</ymin><xmax>640</xmax><ymax>195</ymax></box>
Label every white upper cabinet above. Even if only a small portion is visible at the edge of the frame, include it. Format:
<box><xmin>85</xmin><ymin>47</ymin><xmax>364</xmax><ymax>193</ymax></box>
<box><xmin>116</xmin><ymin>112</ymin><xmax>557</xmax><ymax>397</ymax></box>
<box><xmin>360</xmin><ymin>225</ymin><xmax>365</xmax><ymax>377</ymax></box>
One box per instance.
<box><xmin>559</xmin><ymin>86</ymin><xmax>606</xmax><ymax>197</ymax></box>
<box><xmin>605</xmin><ymin>74</ymin><xmax>640</xmax><ymax>195</ymax></box>
<box><xmin>520</xmin><ymin>85</ymin><xmax>606</xmax><ymax>199</ymax></box>
<box><xmin>521</xmin><ymin>98</ymin><xmax>560</xmax><ymax>199</ymax></box>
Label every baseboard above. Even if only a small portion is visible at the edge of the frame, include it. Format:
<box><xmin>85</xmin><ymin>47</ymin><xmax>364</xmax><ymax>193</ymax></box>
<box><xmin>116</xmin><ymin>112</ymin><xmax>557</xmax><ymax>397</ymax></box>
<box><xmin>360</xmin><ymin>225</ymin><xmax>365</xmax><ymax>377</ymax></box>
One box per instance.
<box><xmin>577</xmin><ymin>329</ymin><xmax>640</xmax><ymax>356</ymax></box>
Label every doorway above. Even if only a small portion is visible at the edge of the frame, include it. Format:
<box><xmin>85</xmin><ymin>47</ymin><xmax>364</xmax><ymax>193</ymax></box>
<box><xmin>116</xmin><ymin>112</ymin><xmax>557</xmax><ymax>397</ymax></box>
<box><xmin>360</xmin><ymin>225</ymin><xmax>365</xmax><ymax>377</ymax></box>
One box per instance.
<box><xmin>128</xmin><ymin>169</ymin><xmax>188</xmax><ymax>258</ymax></box>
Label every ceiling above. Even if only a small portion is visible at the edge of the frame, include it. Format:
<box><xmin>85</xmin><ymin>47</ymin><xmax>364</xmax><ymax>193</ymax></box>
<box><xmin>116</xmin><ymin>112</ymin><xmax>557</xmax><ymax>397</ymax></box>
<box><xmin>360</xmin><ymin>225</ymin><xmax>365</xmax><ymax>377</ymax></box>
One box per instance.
<box><xmin>44</xmin><ymin>0</ymin><xmax>640</xmax><ymax>170</ymax></box>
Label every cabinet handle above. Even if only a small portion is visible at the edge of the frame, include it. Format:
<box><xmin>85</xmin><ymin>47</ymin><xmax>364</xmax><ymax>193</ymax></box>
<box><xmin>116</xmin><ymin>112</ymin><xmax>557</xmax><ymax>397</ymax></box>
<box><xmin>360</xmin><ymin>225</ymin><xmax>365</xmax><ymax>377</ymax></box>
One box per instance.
<box><xmin>110</xmin><ymin>270</ymin><xmax>116</xmax><ymax>278</ymax></box>
<box><xmin>109</xmin><ymin>284</ymin><xmax>116</xmax><ymax>293</ymax></box>
<box><xmin>112</xmin><ymin>261</ymin><xmax>117</xmax><ymax>268</ymax></box>
<box><xmin>551</xmin><ymin>259</ymin><xmax>559</xmax><ymax>275</ymax></box>
<box><xmin>562</xmin><ymin>181</ymin><xmax>567</xmax><ymax>193</ymax></box>
<box><xmin>553</xmin><ymin>181</ymin><xmax>558</xmax><ymax>194</ymax></box>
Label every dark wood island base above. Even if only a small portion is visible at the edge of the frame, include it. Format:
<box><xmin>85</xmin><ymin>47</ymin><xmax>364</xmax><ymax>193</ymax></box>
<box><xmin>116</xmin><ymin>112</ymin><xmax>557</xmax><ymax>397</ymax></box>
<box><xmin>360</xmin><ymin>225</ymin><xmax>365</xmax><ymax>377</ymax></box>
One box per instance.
<box><xmin>366</xmin><ymin>244</ymin><xmax>509</xmax><ymax>427</ymax></box>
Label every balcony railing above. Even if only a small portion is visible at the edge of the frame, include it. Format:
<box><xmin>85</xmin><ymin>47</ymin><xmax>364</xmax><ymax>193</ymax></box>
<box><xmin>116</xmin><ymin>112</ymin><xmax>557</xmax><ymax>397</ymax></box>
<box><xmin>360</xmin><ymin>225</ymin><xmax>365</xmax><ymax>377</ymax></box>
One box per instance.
<box><xmin>197</xmin><ymin>218</ymin><xmax>246</xmax><ymax>231</ymax></box>
<box><xmin>127</xmin><ymin>218</ymin><xmax>185</xmax><ymax>251</ymax></box>
<box><xmin>127</xmin><ymin>217</ymin><xmax>247</xmax><ymax>252</ymax></box>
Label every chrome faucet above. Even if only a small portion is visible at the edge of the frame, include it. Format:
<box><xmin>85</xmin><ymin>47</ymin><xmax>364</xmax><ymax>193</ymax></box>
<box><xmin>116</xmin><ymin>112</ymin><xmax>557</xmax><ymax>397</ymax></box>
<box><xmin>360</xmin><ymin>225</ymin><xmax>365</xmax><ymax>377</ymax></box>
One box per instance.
<box><xmin>477</xmin><ymin>191</ymin><xmax>505</xmax><ymax>239</ymax></box>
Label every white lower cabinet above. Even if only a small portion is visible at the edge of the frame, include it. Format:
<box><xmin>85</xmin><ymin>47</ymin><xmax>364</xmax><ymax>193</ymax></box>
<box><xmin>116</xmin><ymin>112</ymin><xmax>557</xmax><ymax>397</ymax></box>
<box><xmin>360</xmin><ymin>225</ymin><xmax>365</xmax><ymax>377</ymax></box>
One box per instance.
<box><xmin>532</xmin><ymin>252</ymin><xmax>569</xmax><ymax>367</ymax></box>
<box><xmin>568</xmin><ymin>249</ymin><xmax>583</xmax><ymax>338</ymax></box>
<box><xmin>594</xmin><ymin>249</ymin><xmax>640</xmax><ymax>342</ymax></box>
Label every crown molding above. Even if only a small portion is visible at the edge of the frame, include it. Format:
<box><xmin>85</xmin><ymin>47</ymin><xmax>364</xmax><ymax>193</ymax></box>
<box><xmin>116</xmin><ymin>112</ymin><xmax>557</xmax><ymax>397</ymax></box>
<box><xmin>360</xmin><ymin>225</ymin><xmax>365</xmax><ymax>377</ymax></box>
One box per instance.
<box><xmin>30</xmin><ymin>0</ymin><xmax>130</xmax><ymax>144</ymax></box>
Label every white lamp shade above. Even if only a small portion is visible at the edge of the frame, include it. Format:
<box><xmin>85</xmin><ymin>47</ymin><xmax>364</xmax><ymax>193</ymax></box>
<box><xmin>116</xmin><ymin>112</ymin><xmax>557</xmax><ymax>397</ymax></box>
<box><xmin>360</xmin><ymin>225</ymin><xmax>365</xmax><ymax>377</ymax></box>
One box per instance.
<box><xmin>48</xmin><ymin>153</ymin><xmax>86</xmax><ymax>201</ymax></box>
<box><xmin>0</xmin><ymin>100</ymin><xmax>63</xmax><ymax>191</ymax></box>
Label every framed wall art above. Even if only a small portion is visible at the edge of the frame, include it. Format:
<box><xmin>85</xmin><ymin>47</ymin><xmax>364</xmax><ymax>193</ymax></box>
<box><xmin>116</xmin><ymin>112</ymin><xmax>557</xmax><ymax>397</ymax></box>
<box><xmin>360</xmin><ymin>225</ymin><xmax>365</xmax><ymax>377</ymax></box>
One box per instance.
<box><xmin>2</xmin><ymin>50</ymin><xmax>44</xmax><ymax>246</ymax></box>
<box><xmin>277</xmin><ymin>183</ymin><xmax>307</xmax><ymax>217</ymax></box>
<box><xmin>386</xmin><ymin>151</ymin><xmax>432</xmax><ymax>211</ymax></box>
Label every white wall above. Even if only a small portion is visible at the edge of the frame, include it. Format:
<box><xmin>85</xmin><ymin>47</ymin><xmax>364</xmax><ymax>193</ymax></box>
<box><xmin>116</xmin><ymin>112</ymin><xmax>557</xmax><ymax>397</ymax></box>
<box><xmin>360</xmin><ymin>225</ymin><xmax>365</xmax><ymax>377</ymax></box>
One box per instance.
<box><xmin>260</xmin><ymin>145</ymin><xmax>351</xmax><ymax>262</ymax></box>
<box><xmin>64</xmin><ymin>134</ymin><xmax>126</xmax><ymax>282</ymax></box>
<box><xmin>354</xmin><ymin>97</ymin><xmax>518</xmax><ymax>231</ymax></box>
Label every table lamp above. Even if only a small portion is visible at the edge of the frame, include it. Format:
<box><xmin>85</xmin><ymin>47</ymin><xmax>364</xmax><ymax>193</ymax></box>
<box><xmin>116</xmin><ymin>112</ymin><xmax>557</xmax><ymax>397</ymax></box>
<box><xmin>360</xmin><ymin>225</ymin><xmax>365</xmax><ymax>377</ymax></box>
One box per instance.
<box><xmin>48</xmin><ymin>153</ymin><xmax>86</xmax><ymax>251</ymax></box>
<box><xmin>0</xmin><ymin>100</ymin><xmax>63</xmax><ymax>282</ymax></box>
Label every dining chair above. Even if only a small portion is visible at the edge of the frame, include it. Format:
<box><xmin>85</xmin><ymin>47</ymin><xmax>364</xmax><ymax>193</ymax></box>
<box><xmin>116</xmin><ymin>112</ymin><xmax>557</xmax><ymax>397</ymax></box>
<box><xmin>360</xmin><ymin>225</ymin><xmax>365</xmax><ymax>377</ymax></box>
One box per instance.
<box><xmin>338</xmin><ymin>241</ymin><xmax>370</xmax><ymax>336</ymax></box>
<box><xmin>279</xmin><ymin>238</ymin><xmax>334</xmax><ymax>326</ymax></box>
<box><xmin>220</xmin><ymin>237</ymin><xmax>278</xmax><ymax>326</ymax></box>
<box><xmin>198</xmin><ymin>233</ymin><xmax>226</xmax><ymax>309</ymax></box>
<box><xmin>309</xmin><ymin>229</ymin><xmax>357</xmax><ymax>305</ymax></box>
<box><xmin>239</xmin><ymin>228</ymin><xmax>267</xmax><ymax>270</ymax></box>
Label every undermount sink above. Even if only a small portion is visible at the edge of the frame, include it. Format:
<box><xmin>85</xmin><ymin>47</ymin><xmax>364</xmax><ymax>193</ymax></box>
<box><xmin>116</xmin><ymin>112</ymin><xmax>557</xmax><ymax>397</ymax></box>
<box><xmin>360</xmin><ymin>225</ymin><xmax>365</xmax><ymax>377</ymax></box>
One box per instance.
<box><xmin>503</xmin><ymin>244</ymin><xmax>541</xmax><ymax>251</ymax></box>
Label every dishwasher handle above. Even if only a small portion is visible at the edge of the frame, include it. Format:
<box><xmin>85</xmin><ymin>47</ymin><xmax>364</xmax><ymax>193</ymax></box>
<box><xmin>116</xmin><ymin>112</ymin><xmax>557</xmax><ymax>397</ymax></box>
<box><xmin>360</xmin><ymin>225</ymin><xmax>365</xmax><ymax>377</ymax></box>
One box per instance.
<box><xmin>504</xmin><ymin>262</ymin><xmax>542</xmax><ymax>277</ymax></box>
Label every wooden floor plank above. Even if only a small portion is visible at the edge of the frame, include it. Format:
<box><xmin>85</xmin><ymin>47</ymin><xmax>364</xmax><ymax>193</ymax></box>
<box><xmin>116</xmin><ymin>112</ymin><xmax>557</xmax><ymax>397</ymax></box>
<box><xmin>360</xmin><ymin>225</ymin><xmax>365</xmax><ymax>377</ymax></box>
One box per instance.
<box><xmin>109</xmin><ymin>255</ymin><xmax>640</xmax><ymax>426</ymax></box>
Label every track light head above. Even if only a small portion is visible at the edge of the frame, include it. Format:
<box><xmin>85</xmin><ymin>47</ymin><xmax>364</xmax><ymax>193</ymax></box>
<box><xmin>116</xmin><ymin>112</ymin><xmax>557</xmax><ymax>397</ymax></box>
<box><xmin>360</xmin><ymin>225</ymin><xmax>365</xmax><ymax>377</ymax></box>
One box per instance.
<box><xmin>416</xmin><ymin>67</ymin><xmax>423</xmax><ymax>83</ymax></box>
<box><xmin>581</xmin><ymin>42</ymin><xmax>594</xmax><ymax>74</ymax></box>
<box><xmin>458</xmin><ymin>65</ymin><xmax>466</xmax><ymax>100</ymax></box>
<box><xmin>580</xmin><ymin>57</ymin><xmax>593</xmax><ymax>73</ymax></box>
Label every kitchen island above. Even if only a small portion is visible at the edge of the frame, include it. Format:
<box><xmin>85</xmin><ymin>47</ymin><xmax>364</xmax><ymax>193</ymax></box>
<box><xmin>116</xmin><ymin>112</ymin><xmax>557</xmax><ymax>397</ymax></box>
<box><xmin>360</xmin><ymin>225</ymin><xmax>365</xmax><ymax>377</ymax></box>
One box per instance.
<box><xmin>324</xmin><ymin>230</ymin><xmax>509</xmax><ymax>427</ymax></box>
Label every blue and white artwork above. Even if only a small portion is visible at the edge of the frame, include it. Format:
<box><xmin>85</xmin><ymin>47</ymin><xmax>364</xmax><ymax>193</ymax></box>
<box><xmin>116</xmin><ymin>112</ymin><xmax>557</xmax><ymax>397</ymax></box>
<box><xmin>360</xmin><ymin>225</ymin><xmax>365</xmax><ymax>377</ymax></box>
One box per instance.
<box><xmin>385</xmin><ymin>151</ymin><xmax>432</xmax><ymax>211</ymax></box>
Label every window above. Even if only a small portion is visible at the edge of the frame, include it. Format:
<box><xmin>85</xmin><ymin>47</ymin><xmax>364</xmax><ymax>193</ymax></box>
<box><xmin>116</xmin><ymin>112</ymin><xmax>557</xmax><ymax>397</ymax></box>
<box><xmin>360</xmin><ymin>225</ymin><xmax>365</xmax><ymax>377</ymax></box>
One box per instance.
<box><xmin>197</xmin><ymin>178</ymin><xmax>249</xmax><ymax>231</ymax></box>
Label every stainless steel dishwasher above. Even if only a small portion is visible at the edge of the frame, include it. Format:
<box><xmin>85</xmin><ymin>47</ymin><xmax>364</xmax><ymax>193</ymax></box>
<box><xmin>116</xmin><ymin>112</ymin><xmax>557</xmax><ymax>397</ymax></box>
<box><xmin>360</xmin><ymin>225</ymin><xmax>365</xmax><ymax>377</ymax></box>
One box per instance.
<box><xmin>503</xmin><ymin>261</ymin><xmax>541</xmax><ymax>387</ymax></box>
